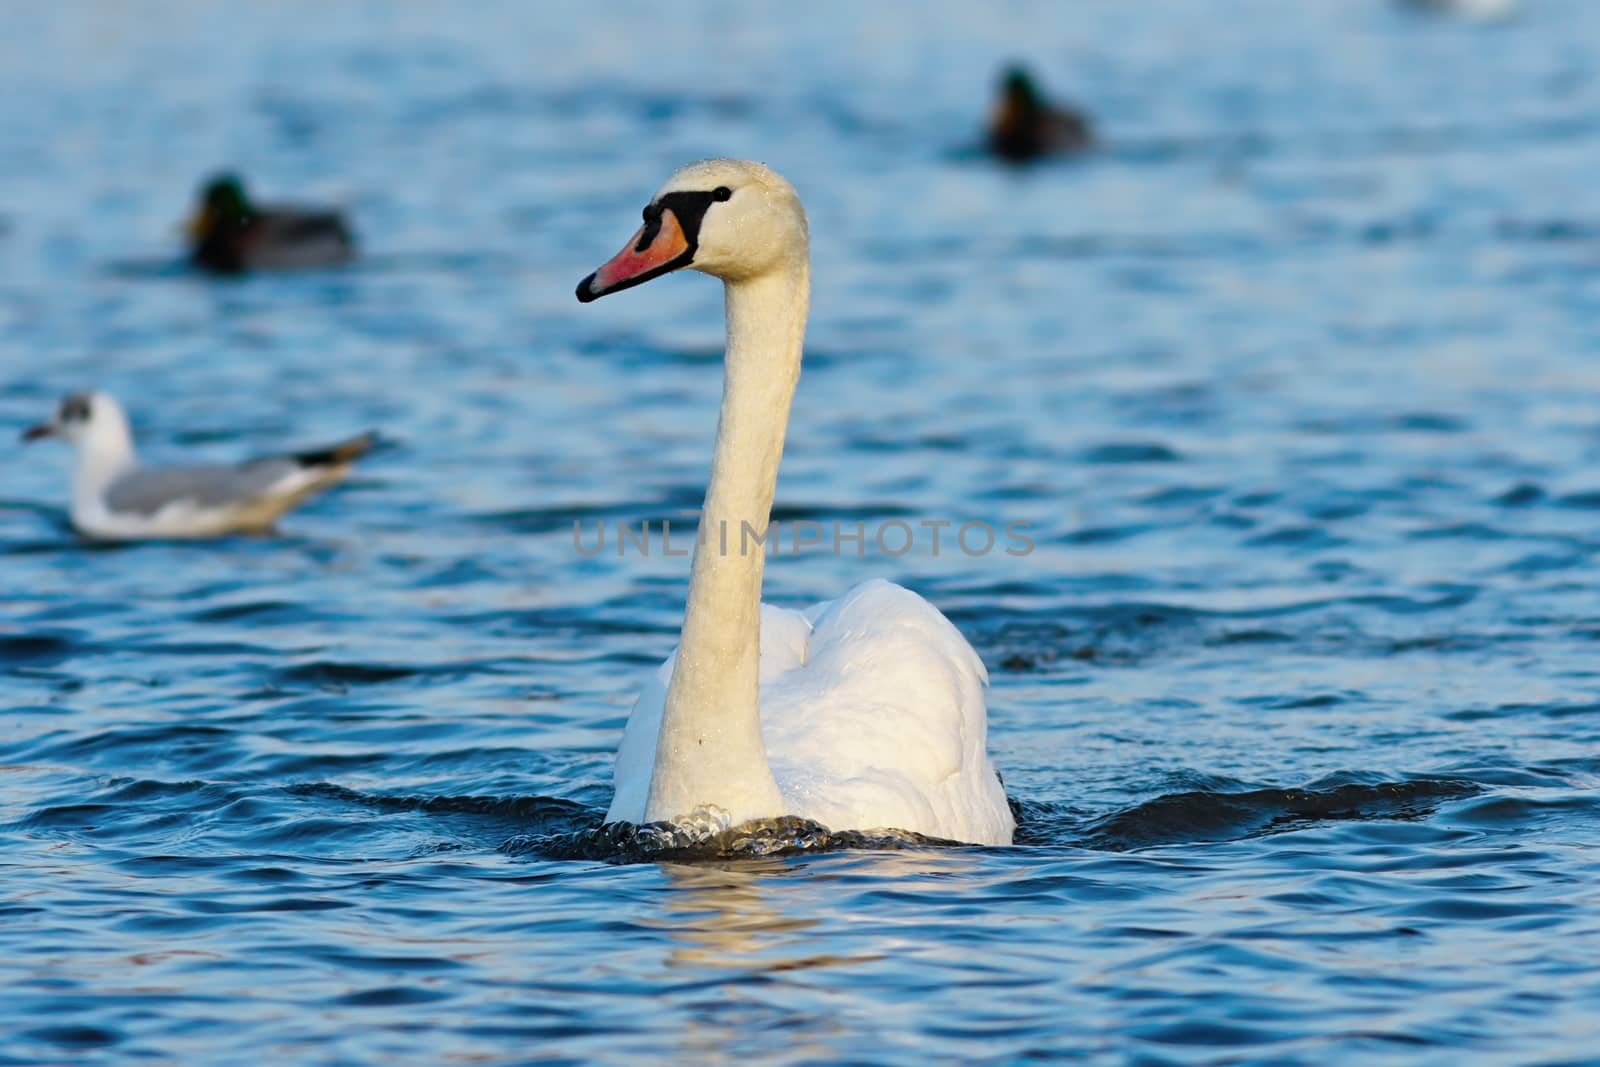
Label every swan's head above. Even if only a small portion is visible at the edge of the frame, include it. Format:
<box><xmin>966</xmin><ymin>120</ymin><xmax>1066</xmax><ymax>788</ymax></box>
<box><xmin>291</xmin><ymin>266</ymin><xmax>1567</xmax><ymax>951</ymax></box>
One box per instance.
<box><xmin>577</xmin><ymin>159</ymin><xmax>807</xmax><ymax>302</ymax></box>
<box><xmin>21</xmin><ymin>391</ymin><xmax>131</xmax><ymax>451</ymax></box>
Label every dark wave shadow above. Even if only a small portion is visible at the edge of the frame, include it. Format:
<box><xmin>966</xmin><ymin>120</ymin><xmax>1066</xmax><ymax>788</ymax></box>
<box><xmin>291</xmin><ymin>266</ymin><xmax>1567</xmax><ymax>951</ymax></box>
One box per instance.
<box><xmin>288</xmin><ymin>773</ymin><xmax>1485</xmax><ymax>864</ymax></box>
<box><xmin>1075</xmin><ymin>777</ymin><xmax>1481</xmax><ymax>851</ymax></box>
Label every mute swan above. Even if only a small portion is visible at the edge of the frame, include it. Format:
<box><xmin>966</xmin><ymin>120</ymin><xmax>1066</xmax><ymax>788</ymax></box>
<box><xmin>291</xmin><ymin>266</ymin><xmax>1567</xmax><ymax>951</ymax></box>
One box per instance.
<box><xmin>186</xmin><ymin>174</ymin><xmax>355</xmax><ymax>274</ymax></box>
<box><xmin>576</xmin><ymin>159</ymin><xmax>1015</xmax><ymax>846</ymax></box>
<box><xmin>22</xmin><ymin>391</ymin><xmax>374</xmax><ymax>540</ymax></box>
<box><xmin>988</xmin><ymin>65</ymin><xmax>1094</xmax><ymax>163</ymax></box>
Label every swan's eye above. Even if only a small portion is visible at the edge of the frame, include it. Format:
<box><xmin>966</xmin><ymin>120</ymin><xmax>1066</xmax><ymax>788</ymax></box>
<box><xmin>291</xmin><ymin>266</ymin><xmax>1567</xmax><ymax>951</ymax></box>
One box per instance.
<box><xmin>712</xmin><ymin>186</ymin><xmax>732</xmax><ymax>202</ymax></box>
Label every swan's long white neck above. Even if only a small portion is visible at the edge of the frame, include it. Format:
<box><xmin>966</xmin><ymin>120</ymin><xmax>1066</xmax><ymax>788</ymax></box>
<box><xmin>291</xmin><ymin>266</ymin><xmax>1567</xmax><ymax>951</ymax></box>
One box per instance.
<box><xmin>645</xmin><ymin>257</ymin><xmax>810</xmax><ymax>826</ymax></box>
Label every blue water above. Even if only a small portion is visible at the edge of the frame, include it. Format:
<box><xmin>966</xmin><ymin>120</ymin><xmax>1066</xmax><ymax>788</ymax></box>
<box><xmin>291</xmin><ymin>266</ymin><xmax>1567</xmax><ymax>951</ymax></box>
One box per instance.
<box><xmin>4</xmin><ymin>1</ymin><xmax>1600</xmax><ymax>1062</ymax></box>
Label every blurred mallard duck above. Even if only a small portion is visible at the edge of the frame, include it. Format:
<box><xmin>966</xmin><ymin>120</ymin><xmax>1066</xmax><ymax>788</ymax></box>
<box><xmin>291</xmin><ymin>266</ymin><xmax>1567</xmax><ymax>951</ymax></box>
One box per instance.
<box><xmin>186</xmin><ymin>174</ymin><xmax>355</xmax><ymax>274</ymax></box>
<box><xmin>987</xmin><ymin>65</ymin><xmax>1094</xmax><ymax>163</ymax></box>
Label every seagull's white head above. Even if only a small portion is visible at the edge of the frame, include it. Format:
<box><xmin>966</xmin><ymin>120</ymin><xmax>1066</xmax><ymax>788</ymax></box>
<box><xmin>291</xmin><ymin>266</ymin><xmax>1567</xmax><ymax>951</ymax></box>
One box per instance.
<box><xmin>22</xmin><ymin>391</ymin><xmax>134</xmax><ymax>455</ymax></box>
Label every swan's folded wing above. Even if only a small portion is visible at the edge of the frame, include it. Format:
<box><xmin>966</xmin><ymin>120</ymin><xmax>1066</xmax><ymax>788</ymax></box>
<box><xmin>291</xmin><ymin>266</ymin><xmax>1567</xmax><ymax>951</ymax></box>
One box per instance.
<box><xmin>757</xmin><ymin>601</ymin><xmax>813</xmax><ymax>681</ymax></box>
<box><xmin>763</xmin><ymin>579</ymin><xmax>1009</xmax><ymax>842</ymax></box>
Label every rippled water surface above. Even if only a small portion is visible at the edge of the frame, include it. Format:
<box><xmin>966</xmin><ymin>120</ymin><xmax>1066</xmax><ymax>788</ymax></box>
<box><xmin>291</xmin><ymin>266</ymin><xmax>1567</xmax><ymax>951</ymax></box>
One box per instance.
<box><xmin>5</xmin><ymin>2</ymin><xmax>1600</xmax><ymax>1063</ymax></box>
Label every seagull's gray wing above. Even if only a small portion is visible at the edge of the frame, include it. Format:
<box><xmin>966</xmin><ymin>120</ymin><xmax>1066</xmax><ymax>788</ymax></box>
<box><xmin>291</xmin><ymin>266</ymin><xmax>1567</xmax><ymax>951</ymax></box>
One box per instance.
<box><xmin>100</xmin><ymin>433</ymin><xmax>376</xmax><ymax>520</ymax></box>
<box><xmin>102</xmin><ymin>458</ymin><xmax>300</xmax><ymax>517</ymax></box>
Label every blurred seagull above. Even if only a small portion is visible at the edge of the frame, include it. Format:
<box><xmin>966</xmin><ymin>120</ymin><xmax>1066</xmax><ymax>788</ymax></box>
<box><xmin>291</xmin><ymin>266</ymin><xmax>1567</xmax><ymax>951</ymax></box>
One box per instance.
<box><xmin>186</xmin><ymin>173</ymin><xmax>356</xmax><ymax>274</ymax></box>
<box><xmin>1396</xmin><ymin>0</ymin><xmax>1518</xmax><ymax>21</ymax></box>
<box><xmin>22</xmin><ymin>392</ymin><xmax>375</xmax><ymax>540</ymax></box>
<box><xmin>987</xmin><ymin>64</ymin><xmax>1094</xmax><ymax>163</ymax></box>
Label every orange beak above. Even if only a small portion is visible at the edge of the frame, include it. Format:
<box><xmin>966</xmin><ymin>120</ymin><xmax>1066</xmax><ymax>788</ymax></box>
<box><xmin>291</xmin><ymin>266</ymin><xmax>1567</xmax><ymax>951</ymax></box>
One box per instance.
<box><xmin>184</xmin><ymin>207</ymin><xmax>212</xmax><ymax>241</ymax></box>
<box><xmin>576</xmin><ymin>207</ymin><xmax>692</xmax><ymax>302</ymax></box>
<box><xmin>991</xmin><ymin>97</ymin><xmax>1022</xmax><ymax>140</ymax></box>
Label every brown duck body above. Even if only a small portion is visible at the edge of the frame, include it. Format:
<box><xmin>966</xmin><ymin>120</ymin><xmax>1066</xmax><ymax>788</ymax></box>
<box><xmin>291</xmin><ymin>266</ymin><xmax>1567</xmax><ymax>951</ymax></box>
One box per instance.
<box><xmin>190</xmin><ymin>207</ymin><xmax>355</xmax><ymax>274</ymax></box>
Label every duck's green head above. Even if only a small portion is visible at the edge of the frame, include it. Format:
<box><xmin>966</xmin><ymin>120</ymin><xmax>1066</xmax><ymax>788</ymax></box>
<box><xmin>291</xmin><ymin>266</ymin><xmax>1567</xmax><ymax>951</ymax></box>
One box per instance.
<box><xmin>991</xmin><ymin>64</ymin><xmax>1048</xmax><ymax>154</ymax></box>
<box><xmin>999</xmin><ymin>65</ymin><xmax>1044</xmax><ymax>111</ymax></box>
<box><xmin>189</xmin><ymin>173</ymin><xmax>254</xmax><ymax>238</ymax></box>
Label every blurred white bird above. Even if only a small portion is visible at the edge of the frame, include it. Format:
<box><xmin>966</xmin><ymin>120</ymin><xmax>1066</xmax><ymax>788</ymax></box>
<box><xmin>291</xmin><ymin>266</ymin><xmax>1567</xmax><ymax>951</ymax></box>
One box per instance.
<box><xmin>22</xmin><ymin>391</ymin><xmax>374</xmax><ymax>540</ymax></box>
<box><xmin>1396</xmin><ymin>0</ymin><xmax>1518</xmax><ymax>22</ymax></box>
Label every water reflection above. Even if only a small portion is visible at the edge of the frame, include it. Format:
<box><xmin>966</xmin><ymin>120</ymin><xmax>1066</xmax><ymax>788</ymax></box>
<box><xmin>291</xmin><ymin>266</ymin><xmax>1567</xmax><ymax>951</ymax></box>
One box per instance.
<box><xmin>647</xmin><ymin>852</ymin><xmax>983</xmax><ymax>1061</ymax></box>
<box><xmin>655</xmin><ymin>860</ymin><xmax>826</xmax><ymax>972</ymax></box>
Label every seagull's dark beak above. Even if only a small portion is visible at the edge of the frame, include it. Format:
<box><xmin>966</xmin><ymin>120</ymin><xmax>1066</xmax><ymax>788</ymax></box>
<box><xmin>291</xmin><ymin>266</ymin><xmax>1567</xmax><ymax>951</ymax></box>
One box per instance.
<box><xmin>21</xmin><ymin>423</ymin><xmax>55</xmax><ymax>443</ymax></box>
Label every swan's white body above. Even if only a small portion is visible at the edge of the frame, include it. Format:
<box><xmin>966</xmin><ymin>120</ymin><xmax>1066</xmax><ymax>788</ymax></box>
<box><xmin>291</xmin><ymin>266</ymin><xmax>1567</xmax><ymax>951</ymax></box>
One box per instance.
<box><xmin>579</xmin><ymin>159</ymin><xmax>1014</xmax><ymax>846</ymax></box>
<box><xmin>607</xmin><ymin>583</ymin><xmax>1013</xmax><ymax>844</ymax></box>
